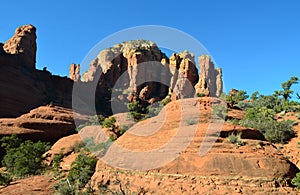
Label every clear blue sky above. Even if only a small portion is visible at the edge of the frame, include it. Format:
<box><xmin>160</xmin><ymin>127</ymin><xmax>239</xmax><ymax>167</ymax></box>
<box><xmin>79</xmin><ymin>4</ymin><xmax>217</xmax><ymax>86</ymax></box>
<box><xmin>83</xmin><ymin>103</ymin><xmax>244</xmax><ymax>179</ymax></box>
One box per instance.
<box><xmin>0</xmin><ymin>0</ymin><xmax>299</xmax><ymax>97</ymax></box>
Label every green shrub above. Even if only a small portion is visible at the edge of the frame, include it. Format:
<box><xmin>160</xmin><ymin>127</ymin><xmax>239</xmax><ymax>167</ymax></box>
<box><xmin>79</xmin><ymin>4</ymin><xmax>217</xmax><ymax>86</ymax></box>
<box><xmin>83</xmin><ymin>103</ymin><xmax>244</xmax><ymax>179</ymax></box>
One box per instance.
<box><xmin>227</xmin><ymin>119</ymin><xmax>240</xmax><ymax>125</ymax></box>
<box><xmin>68</xmin><ymin>153</ymin><xmax>97</xmax><ymax>188</ymax></box>
<box><xmin>161</xmin><ymin>96</ymin><xmax>171</xmax><ymax>106</ymax></box>
<box><xmin>53</xmin><ymin>153</ymin><xmax>97</xmax><ymax>194</ymax></box>
<box><xmin>240</xmin><ymin>117</ymin><xmax>295</xmax><ymax>144</ymax></box>
<box><xmin>263</xmin><ymin>120</ymin><xmax>295</xmax><ymax>143</ymax></box>
<box><xmin>52</xmin><ymin>179</ymin><xmax>75</xmax><ymax>195</ymax></box>
<box><xmin>0</xmin><ymin>134</ymin><xmax>22</xmax><ymax>151</ymax></box>
<box><xmin>212</xmin><ymin>105</ymin><xmax>227</xmax><ymax>120</ymax></box>
<box><xmin>196</xmin><ymin>93</ymin><xmax>206</xmax><ymax>97</ymax></box>
<box><xmin>101</xmin><ymin>116</ymin><xmax>117</xmax><ymax>131</ymax></box>
<box><xmin>186</xmin><ymin>118</ymin><xmax>197</xmax><ymax>126</ymax></box>
<box><xmin>146</xmin><ymin>102</ymin><xmax>164</xmax><ymax>118</ymax></box>
<box><xmin>119</xmin><ymin>124</ymin><xmax>131</xmax><ymax>135</ymax></box>
<box><xmin>236</xmin><ymin>101</ymin><xmax>252</xmax><ymax>110</ymax></box>
<box><xmin>0</xmin><ymin>171</ymin><xmax>12</xmax><ymax>186</ymax></box>
<box><xmin>2</xmin><ymin>140</ymin><xmax>50</xmax><ymax>177</ymax></box>
<box><xmin>227</xmin><ymin>132</ymin><xmax>244</xmax><ymax>146</ymax></box>
<box><xmin>296</xmin><ymin>113</ymin><xmax>300</xmax><ymax>120</ymax></box>
<box><xmin>51</xmin><ymin>154</ymin><xmax>64</xmax><ymax>179</ymax></box>
<box><xmin>83</xmin><ymin>137</ymin><xmax>113</xmax><ymax>153</ymax></box>
<box><xmin>127</xmin><ymin>100</ymin><xmax>147</xmax><ymax>121</ymax></box>
<box><xmin>70</xmin><ymin>141</ymin><xmax>86</xmax><ymax>153</ymax></box>
<box><xmin>292</xmin><ymin>172</ymin><xmax>300</xmax><ymax>189</ymax></box>
<box><xmin>226</xmin><ymin>90</ymin><xmax>249</xmax><ymax>107</ymax></box>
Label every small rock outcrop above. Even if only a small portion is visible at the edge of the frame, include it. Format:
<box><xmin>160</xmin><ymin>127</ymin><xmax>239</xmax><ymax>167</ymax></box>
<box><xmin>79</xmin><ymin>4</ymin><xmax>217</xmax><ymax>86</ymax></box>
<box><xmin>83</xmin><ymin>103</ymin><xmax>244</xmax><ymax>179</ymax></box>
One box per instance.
<box><xmin>195</xmin><ymin>55</ymin><xmax>223</xmax><ymax>97</ymax></box>
<box><xmin>69</xmin><ymin>63</ymin><xmax>80</xmax><ymax>81</ymax></box>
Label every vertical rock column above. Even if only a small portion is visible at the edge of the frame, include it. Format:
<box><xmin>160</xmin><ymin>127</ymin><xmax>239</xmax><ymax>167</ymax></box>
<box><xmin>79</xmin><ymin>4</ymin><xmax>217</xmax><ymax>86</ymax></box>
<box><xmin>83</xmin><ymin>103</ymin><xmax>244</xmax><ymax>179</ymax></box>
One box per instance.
<box><xmin>195</xmin><ymin>55</ymin><xmax>223</xmax><ymax>97</ymax></box>
<box><xmin>69</xmin><ymin>63</ymin><xmax>80</xmax><ymax>81</ymax></box>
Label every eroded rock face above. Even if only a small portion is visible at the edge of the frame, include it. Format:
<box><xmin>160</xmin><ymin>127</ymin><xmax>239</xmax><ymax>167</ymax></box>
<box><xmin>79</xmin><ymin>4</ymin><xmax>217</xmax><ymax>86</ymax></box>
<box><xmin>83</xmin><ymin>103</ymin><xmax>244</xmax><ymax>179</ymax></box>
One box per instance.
<box><xmin>195</xmin><ymin>55</ymin><xmax>223</xmax><ymax>97</ymax></box>
<box><xmin>82</xmin><ymin>40</ymin><xmax>170</xmax><ymax>105</ymax></box>
<box><xmin>3</xmin><ymin>24</ymin><xmax>37</xmax><ymax>69</ymax></box>
<box><xmin>169</xmin><ymin>50</ymin><xmax>199</xmax><ymax>100</ymax></box>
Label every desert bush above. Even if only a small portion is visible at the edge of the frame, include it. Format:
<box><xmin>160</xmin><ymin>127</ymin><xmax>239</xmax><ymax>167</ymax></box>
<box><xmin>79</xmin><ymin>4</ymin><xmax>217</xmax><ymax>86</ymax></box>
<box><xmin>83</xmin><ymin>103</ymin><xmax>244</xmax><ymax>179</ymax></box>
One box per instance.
<box><xmin>70</xmin><ymin>141</ymin><xmax>86</xmax><ymax>153</ymax></box>
<box><xmin>119</xmin><ymin>124</ymin><xmax>131</xmax><ymax>135</ymax></box>
<box><xmin>83</xmin><ymin>136</ymin><xmax>113</xmax><ymax>153</ymax></box>
<box><xmin>0</xmin><ymin>134</ymin><xmax>22</xmax><ymax>152</ymax></box>
<box><xmin>226</xmin><ymin>90</ymin><xmax>249</xmax><ymax>107</ymax></box>
<box><xmin>127</xmin><ymin>100</ymin><xmax>147</xmax><ymax>121</ymax></box>
<box><xmin>263</xmin><ymin>120</ymin><xmax>295</xmax><ymax>143</ymax></box>
<box><xmin>2</xmin><ymin>140</ymin><xmax>50</xmax><ymax>177</ymax></box>
<box><xmin>161</xmin><ymin>96</ymin><xmax>171</xmax><ymax>106</ymax></box>
<box><xmin>101</xmin><ymin>116</ymin><xmax>117</xmax><ymax>131</ymax></box>
<box><xmin>51</xmin><ymin>154</ymin><xmax>64</xmax><ymax>179</ymax></box>
<box><xmin>53</xmin><ymin>153</ymin><xmax>97</xmax><ymax>194</ymax></box>
<box><xmin>240</xmin><ymin>110</ymin><xmax>295</xmax><ymax>144</ymax></box>
<box><xmin>196</xmin><ymin>93</ymin><xmax>206</xmax><ymax>97</ymax></box>
<box><xmin>227</xmin><ymin>132</ymin><xmax>244</xmax><ymax>146</ymax></box>
<box><xmin>212</xmin><ymin>105</ymin><xmax>227</xmax><ymax>120</ymax></box>
<box><xmin>292</xmin><ymin>172</ymin><xmax>300</xmax><ymax>189</ymax></box>
<box><xmin>296</xmin><ymin>113</ymin><xmax>300</xmax><ymax>120</ymax></box>
<box><xmin>0</xmin><ymin>171</ymin><xmax>12</xmax><ymax>186</ymax></box>
<box><xmin>68</xmin><ymin>153</ymin><xmax>97</xmax><ymax>188</ymax></box>
<box><xmin>146</xmin><ymin>102</ymin><xmax>164</xmax><ymax>118</ymax></box>
<box><xmin>236</xmin><ymin>101</ymin><xmax>252</xmax><ymax>110</ymax></box>
<box><xmin>186</xmin><ymin>118</ymin><xmax>197</xmax><ymax>126</ymax></box>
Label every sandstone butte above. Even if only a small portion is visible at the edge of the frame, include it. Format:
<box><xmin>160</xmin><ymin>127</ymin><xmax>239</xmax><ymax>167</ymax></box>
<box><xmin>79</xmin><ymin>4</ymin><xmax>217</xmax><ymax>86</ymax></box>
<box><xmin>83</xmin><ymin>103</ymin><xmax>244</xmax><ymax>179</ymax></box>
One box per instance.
<box><xmin>0</xmin><ymin>24</ymin><xmax>299</xmax><ymax>194</ymax></box>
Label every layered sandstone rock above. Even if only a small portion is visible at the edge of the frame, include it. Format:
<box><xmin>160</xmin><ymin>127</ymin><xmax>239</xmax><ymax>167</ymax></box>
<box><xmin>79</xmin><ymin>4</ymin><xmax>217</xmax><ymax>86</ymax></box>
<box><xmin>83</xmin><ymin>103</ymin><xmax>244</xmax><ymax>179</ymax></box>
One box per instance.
<box><xmin>195</xmin><ymin>55</ymin><xmax>223</xmax><ymax>97</ymax></box>
<box><xmin>88</xmin><ymin>97</ymin><xmax>298</xmax><ymax>194</ymax></box>
<box><xmin>0</xmin><ymin>105</ymin><xmax>88</xmax><ymax>143</ymax></box>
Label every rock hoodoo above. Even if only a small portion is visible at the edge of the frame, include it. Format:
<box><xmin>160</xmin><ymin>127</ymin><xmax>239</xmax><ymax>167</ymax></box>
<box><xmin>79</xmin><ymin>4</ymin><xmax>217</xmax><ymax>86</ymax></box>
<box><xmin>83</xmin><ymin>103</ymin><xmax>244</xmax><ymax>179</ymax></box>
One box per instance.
<box><xmin>194</xmin><ymin>55</ymin><xmax>223</xmax><ymax>97</ymax></box>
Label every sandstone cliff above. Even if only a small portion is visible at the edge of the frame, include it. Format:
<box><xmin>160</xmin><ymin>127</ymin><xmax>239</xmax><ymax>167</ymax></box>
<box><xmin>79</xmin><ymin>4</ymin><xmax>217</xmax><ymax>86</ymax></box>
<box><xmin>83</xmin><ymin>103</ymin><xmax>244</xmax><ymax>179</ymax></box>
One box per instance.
<box><xmin>0</xmin><ymin>25</ymin><xmax>73</xmax><ymax>117</ymax></box>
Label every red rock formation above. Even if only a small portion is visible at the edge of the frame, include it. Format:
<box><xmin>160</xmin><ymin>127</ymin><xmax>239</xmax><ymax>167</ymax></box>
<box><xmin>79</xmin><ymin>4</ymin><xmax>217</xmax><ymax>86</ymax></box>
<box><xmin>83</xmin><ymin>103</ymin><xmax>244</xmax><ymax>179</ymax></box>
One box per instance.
<box><xmin>195</xmin><ymin>55</ymin><xmax>223</xmax><ymax>97</ymax></box>
<box><xmin>0</xmin><ymin>25</ymin><xmax>74</xmax><ymax>117</ymax></box>
<box><xmin>0</xmin><ymin>25</ymin><xmax>224</xmax><ymax>118</ymax></box>
<box><xmin>169</xmin><ymin>50</ymin><xmax>199</xmax><ymax>99</ymax></box>
<box><xmin>82</xmin><ymin>40</ymin><xmax>170</xmax><ymax>105</ymax></box>
<box><xmin>0</xmin><ymin>105</ymin><xmax>88</xmax><ymax>143</ymax></box>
